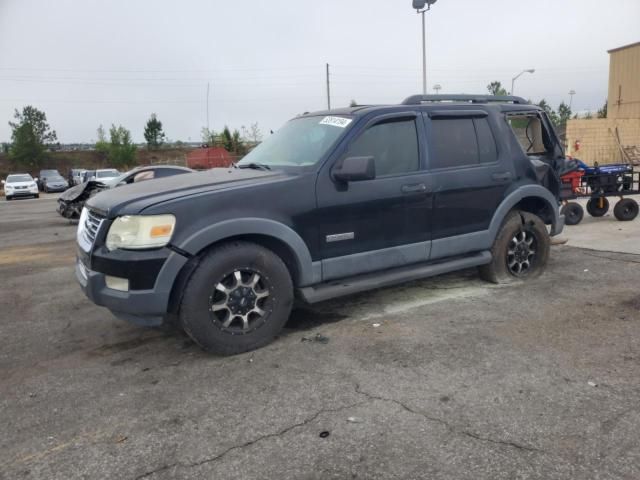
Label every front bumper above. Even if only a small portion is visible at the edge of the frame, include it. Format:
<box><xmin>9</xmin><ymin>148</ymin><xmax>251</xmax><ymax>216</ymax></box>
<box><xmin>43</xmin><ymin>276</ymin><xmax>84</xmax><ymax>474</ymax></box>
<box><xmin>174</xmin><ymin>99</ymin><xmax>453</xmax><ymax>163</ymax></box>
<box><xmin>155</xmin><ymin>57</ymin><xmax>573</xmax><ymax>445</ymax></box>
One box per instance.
<box><xmin>6</xmin><ymin>188</ymin><xmax>38</xmax><ymax>197</ymax></box>
<box><xmin>76</xmin><ymin>247</ymin><xmax>189</xmax><ymax>327</ymax></box>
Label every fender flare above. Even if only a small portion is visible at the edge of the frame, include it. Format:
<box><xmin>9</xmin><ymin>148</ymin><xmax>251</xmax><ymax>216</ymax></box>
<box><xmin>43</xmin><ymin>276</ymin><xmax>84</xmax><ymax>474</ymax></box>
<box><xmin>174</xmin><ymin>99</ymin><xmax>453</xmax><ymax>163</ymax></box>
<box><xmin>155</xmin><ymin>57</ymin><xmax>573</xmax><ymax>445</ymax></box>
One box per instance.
<box><xmin>489</xmin><ymin>185</ymin><xmax>562</xmax><ymax>238</ymax></box>
<box><xmin>178</xmin><ymin>218</ymin><xmax>318</xmax><ymax>286</ymax></box>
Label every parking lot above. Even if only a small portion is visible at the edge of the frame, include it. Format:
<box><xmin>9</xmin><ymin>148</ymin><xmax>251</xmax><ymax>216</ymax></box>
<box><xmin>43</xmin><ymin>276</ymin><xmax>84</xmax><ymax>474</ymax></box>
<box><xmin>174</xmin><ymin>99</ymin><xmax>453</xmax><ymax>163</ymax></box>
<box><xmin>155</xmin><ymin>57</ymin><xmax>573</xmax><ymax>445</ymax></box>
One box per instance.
<box><xmin>1</xmin><ymin>195</ymin><xmax>640</xmax><ymax>480</ymax></box>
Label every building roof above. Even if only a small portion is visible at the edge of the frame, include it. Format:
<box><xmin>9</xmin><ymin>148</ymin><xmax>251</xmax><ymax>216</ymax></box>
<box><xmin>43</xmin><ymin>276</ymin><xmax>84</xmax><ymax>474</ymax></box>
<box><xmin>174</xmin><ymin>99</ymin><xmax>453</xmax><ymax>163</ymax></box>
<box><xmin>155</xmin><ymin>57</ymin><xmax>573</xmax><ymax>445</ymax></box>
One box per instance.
<box><xmin>608</xmin><ymin>41</ymin><xmax>640</xmax><ymax>54</ymax></box>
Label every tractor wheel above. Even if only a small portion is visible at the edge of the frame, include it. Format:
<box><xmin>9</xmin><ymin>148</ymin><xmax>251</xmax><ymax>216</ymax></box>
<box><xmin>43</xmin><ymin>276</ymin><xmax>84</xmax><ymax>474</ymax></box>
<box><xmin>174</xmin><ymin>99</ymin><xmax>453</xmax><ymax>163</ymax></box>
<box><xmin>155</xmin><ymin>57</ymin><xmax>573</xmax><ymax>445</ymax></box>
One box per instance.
<box><xmin>586</xmin><ymin>197</ymin><xmax>609</xmax><ymax>217</ymax></box>
<box><xmin>613</xmin><ymin>198</ymin><xmax>639</xmax><ymax>222</ymax></box>
<box><xmin>561</xmin><ymin>202</ymin><xmax>584</xmax><ymax>225</ymax></box>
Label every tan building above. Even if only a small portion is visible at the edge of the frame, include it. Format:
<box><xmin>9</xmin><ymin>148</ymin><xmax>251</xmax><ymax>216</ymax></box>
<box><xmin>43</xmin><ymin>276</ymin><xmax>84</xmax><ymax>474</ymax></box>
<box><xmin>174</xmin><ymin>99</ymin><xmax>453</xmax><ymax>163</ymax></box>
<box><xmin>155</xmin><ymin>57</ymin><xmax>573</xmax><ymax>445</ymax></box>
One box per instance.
<box><xmin>565</xmin><ymin>41</ymin><xmax>640</xmax><ymax>165</ymax></box>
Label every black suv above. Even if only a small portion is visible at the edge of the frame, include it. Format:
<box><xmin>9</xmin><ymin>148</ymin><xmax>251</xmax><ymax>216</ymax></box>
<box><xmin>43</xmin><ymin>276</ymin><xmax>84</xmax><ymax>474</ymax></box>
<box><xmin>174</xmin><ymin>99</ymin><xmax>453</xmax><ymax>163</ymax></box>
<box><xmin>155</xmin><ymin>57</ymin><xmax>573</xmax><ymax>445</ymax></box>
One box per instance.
<box><xmin>76</xmin><ymin>95</ymin><xmax>567</xmax><ymax>355</ymax></box>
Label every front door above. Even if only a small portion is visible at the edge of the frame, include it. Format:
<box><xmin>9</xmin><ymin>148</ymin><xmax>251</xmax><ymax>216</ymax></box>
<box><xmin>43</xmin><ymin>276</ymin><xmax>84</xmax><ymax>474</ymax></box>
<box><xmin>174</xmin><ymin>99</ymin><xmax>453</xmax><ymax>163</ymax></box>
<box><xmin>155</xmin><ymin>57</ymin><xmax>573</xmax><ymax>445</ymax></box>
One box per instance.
<box><xmin>315</xmin><ymin>113</ymin><xmax>433</xmax><ymax>281</ymax></box>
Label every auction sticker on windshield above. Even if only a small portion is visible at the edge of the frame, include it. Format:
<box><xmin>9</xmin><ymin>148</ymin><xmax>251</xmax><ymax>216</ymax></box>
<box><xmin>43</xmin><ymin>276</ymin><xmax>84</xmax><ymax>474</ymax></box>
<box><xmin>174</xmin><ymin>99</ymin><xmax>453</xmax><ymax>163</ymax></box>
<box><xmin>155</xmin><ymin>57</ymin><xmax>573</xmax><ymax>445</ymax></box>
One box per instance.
<box><xmin>319</xmin><ymin>116</ymin><xmax>352</xmax><ymax>128</ymax></box>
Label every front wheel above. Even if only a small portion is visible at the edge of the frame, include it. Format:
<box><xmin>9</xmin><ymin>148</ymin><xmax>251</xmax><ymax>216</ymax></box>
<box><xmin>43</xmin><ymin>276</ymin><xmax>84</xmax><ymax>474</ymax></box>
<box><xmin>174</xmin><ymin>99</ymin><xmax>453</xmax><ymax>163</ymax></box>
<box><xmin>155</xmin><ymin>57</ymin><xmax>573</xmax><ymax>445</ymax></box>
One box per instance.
<box><xmin>479</xmin><ymin>211</ymin><xmax>550</xmax><ymax>284</ymax></box>
<box><xmin>179</xmin><ymin>241</ymin><xmax>294</xmax><ymax>355</ymax></box>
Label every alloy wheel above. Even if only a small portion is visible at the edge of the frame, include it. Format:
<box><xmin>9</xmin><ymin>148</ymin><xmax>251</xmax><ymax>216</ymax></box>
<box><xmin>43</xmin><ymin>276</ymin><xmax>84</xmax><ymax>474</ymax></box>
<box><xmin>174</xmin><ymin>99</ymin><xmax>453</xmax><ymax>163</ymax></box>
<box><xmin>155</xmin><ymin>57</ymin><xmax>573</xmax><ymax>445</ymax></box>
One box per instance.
<box><xmin>209</xmin><ymin>269</ymin><xmax>270</xmax><ymax>334</ymax></box>
<box><xmin>507</xmin><ymin>230</ymin><xmax>536</xmax><ymax>276</ymax></box>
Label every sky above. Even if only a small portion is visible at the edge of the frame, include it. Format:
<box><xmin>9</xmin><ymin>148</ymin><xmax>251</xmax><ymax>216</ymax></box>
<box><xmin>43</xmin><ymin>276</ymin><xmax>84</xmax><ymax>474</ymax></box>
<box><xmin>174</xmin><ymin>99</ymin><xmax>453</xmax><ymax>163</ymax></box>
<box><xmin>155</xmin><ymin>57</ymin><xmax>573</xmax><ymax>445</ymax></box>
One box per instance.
<box><xmin>0</xmin><ymin>0</ymin><xmax>639</xmax><ymax>144</ymax></box>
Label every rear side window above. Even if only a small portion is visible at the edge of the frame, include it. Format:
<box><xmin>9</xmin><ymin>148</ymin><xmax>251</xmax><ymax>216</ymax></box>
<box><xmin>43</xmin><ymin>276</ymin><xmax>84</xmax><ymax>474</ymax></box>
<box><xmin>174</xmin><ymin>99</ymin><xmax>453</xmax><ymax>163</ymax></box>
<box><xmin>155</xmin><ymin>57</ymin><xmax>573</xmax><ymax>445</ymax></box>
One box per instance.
<box><xmin>347</xmin><ymin>118</ymin><xmax>419</xmax><ymax>176</ymax></box>
<box><xmin>430</xmin><ymin>117</ymin><xmax>497</xmax><ymax>169</ymax></box>
<box><xmin>474</xmin><ymin>118</ymin><xmax>498</xmax><ymax>163</ymax></box>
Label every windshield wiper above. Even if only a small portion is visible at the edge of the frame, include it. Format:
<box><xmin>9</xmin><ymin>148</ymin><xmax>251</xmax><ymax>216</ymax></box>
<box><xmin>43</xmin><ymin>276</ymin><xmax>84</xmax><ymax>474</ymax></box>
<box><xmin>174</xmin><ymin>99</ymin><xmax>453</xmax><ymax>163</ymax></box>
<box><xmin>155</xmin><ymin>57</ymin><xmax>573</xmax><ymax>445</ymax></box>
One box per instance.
<box><xmin>237</xmin><ymin>162</ymin><xmax>271</xmax><ymax>171</ymax></box>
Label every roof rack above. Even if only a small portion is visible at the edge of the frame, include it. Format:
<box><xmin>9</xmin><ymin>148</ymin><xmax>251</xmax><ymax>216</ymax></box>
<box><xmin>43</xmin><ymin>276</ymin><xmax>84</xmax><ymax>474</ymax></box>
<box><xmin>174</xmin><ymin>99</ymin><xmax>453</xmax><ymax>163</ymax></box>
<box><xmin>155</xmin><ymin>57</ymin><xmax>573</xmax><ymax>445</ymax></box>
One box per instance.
<box><xmin>400</xmin><ymin>94</ymin><xmax>528</xmax><ymax>105</ymax></box>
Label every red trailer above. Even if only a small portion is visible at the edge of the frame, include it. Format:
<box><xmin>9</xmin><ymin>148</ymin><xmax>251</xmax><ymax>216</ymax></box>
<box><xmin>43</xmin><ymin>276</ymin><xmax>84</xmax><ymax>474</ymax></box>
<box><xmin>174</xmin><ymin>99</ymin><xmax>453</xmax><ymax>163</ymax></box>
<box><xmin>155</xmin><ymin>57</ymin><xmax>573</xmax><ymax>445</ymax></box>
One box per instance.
<box><xmin>186</xmin><ymin>147</ymin><xmax>234</xmax><ymax>170</ymax></box>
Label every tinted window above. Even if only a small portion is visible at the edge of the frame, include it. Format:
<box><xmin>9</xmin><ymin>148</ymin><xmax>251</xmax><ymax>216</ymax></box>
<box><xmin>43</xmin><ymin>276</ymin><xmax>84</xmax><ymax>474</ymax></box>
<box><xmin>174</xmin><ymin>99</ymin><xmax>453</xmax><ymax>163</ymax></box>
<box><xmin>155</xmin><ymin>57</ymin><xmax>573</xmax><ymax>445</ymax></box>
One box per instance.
<box><xmin>347</xmin><ymin>118</ymin><xmax>419</xmax><ymax>176</ymax></box>
<box><xmin>474</xmin><ymin>118</ymin><xmax>498</xmax><ymax>163</ymax></box>
<box><xmin>430</xmin><ymin>118</ymin><xmax>478</xmax><ymax>169</ymax></box>
<box><xmin>155</xmin><ymin>168</ymin><xmax>185</xmax><ymax>178</ymax></box>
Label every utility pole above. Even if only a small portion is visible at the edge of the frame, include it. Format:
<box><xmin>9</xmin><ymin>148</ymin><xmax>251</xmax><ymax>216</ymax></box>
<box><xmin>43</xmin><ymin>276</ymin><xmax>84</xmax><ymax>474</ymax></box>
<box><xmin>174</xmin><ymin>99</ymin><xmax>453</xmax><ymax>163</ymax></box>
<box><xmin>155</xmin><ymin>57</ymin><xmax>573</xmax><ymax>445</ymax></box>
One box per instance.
<box><xmin>206</xmin><ymin>82</ymin><xmax>210</xmax><ymax>132</ymax></box>
<box><xmin>421</xmin><ymin>10</ymin><xmax>426</xmax><ymax>94</ymax></box>
<box><xmin>326</xmin><ymin>63</ymin><xmax>331</xmax><ymax>110</ymax></box>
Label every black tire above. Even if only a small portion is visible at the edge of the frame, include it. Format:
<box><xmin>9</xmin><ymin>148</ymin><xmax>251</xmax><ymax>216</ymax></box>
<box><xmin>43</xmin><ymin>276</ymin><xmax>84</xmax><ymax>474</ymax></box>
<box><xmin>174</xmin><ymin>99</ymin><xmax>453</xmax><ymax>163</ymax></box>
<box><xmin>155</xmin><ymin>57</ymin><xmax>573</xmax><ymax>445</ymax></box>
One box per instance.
<box><xmin>561</xmin><ymin>202</ymin><xmax>584</xmax><ymax>226</ymax></box>
<box><xmin>5</xmin><ymin>196</ymin><xmax>11</xmax><ymax>201</ymax></box>
<box><xmin>35</xmin><ymin>194</ymin><xmax>39</xmax><ymax>199</ymax></box>
<box><xmin>613</xmin><ymin>198</ymin><xmax>639</xmax><ymax>222</ymax></box>
<box><xmin>586</xmin><ymin>197</ymin><xmax>609</xmax><ymax>217</ymax></box>
<box><xmin>479</xmin><ymin>211</ymin><xmax>550</xmax><ymax>284</ymax></box>
<box><xmin>179</xmin><ymin>241</ymin><xmax>293</xmax><ymax>355</ymax></box>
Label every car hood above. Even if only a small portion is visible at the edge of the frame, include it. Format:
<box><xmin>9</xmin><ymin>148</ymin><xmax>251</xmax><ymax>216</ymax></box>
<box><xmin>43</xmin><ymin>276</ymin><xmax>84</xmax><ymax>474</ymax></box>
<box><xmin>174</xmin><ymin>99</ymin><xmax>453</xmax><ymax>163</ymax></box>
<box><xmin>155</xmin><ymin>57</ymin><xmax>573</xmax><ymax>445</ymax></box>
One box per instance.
<box><xmin>86</xmin><ymin>167</ymin><xmax>288</xmax><ymax>217</ymax></box>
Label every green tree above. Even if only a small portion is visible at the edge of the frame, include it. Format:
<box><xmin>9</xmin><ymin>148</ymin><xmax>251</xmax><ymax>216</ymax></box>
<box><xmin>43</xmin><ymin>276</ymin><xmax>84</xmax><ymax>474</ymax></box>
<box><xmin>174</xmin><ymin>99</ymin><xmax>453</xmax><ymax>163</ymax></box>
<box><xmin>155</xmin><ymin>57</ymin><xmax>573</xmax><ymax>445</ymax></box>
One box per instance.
<box><xmin>201</xmin><ymin>127</ymin><xmax>217</xmax><ymax>146</ymax></box>
<box><xmin>103</xmin><ymin>124</ymin><xmax>137</xmax><ymax>168</ymax></box>
<box><xmin>584</xmin><ymin>111</ymin><xmax>593</xmax><ymax>120</ymax></box>
<box><xmin>557</xmin><ymin>101</ymin><xmax>572</xmax><ymax>127</ymax></box>
<box><xmin>487</xmin><ymin>81</ymin><xmax>508</xmax><ymax>96</ymax></box>
<box><xmin>537</xmin><ymin>99</ymin><xmax>560</xmax><ymax>127</ymax></box>
<box><xmin>143</xmin><ymin>113</ymin><xmax>165</xmax><ymax>149</ymax></box>
<box><xmin>8</xmin><ymin>106</ymin><xmax>57</xmax><ymax>167</ymax></box>
<box><xmin>95</xmin><ymin>124</ymin><xmax>109</xmax><ymax>155</ymax></box>
<box><xmin>221</xmin><ymin>126</ymin><xmax>233</xmax><ymax>152</ymax></box>
<box><xmin>597</xmin><ymin>100</ymin><xmax>607</xmax><ymax>119</ymax></box>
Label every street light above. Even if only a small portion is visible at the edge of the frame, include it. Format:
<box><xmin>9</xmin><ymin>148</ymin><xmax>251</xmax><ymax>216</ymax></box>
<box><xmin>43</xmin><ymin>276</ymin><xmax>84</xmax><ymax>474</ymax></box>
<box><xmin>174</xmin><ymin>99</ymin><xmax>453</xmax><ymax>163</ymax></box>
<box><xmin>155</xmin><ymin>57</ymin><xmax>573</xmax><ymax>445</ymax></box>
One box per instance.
<box><xmin>511</xmin><ymin>68</ymin><xmax>535</xmax><ymax>95</ymax></box>
<box><xmin>433</xmin><ymin>83</ymin><xmax>442</xmax><ymax>94</ymax></box>
<box><xmin>412</xmin><ymin>0</ymin><xmax>438</xmax><ymax>95</ymax></box>
<box><xmin>568</xmin><ymin>89</ymin><xmax>576</xmax><ymax>109</ymax></box>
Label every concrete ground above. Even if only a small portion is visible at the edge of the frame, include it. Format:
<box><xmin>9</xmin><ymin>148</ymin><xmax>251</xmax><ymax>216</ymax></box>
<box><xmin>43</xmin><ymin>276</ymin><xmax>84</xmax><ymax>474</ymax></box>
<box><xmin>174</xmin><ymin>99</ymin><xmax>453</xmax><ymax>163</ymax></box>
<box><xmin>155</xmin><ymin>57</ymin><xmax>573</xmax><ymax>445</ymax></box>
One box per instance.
<box><xmin>562</xmin><ymin>195</ymin><xmax>640</xmax><ymax>255</ymax></box>
<box><xmin>1</xmin><ymin>195</ymin><xmax>640</xmax><ymax>480</ymax></box>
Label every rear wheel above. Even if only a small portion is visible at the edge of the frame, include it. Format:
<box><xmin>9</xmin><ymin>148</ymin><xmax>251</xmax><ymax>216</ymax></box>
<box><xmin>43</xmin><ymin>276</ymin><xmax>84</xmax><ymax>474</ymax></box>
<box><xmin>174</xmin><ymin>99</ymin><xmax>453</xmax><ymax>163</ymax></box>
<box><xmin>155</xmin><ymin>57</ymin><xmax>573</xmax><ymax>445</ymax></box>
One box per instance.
<box><xmin>613</xmin><ymin>198</ymin><xmax>639</xmax><ymax>221</ymax></box>
<box><xmin>179</xmin><ymin>241</ymin><xmax>293</xmax><ymax>355</ymax></box>
<box><xmin>561</xmin><ymin>202</ymin><xmax>584</xmax><ymax>225</ymax></box>
<box><xmin>5</xmin><ymin>196</ymin><xmax>11</xmax><ymax>201</ymax></box>
<box><xmin>586</xmin><ymin>197</ymin><xmax>609</xmax><ymax>217</ymax></box>
<box><xmin>479</xmin><ymin>211</ymin><xmax>550</xmax><ymax>284</ymax></box>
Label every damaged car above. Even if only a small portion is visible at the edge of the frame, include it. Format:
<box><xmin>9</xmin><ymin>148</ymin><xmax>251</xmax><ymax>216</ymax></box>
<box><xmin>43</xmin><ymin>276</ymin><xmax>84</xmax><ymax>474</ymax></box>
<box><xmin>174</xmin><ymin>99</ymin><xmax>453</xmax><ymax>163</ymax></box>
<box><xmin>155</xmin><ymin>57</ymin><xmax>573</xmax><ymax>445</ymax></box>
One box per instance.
<box><xmin>57</xmin><ymin>165</ymin><xmax>193</xmax><ymax>219</ymax></box>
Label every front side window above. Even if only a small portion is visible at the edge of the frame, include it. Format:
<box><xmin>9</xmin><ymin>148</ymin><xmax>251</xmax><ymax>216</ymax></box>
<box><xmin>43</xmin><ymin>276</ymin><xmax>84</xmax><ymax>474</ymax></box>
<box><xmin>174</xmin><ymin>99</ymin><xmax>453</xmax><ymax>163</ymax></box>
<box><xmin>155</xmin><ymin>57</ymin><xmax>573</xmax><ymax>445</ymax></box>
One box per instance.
<box><xmin>347</xmin><ymin>118</ymin><xmax>420</xmax><ymax>176</ymax></box>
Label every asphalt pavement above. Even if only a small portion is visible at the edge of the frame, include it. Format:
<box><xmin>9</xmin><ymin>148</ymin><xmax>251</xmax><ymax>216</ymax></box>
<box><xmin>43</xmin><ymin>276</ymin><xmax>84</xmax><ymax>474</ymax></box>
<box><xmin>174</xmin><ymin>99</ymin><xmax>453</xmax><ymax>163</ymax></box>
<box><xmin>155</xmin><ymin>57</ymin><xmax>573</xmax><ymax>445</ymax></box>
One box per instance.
<box><xmin>1</xmin><ymin>195</ymin><xmax>639</xmax><ymax>480</ymax></box>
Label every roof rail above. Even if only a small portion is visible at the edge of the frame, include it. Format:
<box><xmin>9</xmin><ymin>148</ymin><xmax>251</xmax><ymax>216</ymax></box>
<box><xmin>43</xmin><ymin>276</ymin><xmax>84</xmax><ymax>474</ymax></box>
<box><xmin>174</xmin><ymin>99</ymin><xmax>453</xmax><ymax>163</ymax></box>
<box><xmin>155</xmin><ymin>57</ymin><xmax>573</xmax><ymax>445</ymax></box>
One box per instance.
<box><xmin>400</xmin><ymin>94</ymin><xmax>528</xmax><ymax>105</ymax></box>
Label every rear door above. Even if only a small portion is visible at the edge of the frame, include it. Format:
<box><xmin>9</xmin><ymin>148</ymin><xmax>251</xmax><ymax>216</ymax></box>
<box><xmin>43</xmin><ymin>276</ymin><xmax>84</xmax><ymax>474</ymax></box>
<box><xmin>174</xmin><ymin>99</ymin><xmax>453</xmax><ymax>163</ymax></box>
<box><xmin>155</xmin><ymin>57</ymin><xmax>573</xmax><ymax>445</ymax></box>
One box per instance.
<box><xmin>424</xmin><ymin>111</ymin><xmax>513</xmax><ymax>259</ymax></box>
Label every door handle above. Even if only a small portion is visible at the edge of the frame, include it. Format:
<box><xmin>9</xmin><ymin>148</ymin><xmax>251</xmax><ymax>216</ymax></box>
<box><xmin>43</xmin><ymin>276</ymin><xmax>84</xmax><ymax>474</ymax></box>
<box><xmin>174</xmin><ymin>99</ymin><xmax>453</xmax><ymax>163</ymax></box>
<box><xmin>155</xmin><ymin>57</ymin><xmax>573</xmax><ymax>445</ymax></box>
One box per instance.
<box><xmin>401</xmin><ymin>183</ymin><xmax>427</xmax><ymax>194</ymax></box>
<box><xmin>491</xmin><ymin>172</ymin><xmax>512</xmax><ymax>182</ymax></box>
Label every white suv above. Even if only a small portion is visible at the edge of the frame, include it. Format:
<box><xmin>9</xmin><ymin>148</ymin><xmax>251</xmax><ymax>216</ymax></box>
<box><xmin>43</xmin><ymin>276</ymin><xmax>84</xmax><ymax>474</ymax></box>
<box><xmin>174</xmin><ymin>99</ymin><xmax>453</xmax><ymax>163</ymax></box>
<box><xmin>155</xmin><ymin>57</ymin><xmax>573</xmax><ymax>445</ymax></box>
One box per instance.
<box><xmin>2</xmin><ymin>173</ymin><xmax>39</xmax><ymax>200</ymax></box>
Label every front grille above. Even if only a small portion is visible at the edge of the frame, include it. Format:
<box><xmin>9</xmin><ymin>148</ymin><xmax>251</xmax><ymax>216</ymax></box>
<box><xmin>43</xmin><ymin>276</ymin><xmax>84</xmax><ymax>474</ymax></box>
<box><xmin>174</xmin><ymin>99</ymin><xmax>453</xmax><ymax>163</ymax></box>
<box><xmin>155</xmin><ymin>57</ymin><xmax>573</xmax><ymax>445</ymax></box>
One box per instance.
<box><xmin>84</xmin><ymin>209</ymin><xmax>104</xmax><ymax>244</ymax></box>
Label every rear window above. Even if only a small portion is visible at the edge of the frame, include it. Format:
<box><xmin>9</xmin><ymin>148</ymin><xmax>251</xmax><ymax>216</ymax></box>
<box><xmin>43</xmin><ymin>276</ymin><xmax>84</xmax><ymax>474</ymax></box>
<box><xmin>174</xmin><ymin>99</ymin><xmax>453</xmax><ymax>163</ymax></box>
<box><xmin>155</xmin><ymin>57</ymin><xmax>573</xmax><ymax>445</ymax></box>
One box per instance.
<box><xmin>429</xmin><ymin>117</ymin><xmax>497</xmax><ymax>169</ymax></box>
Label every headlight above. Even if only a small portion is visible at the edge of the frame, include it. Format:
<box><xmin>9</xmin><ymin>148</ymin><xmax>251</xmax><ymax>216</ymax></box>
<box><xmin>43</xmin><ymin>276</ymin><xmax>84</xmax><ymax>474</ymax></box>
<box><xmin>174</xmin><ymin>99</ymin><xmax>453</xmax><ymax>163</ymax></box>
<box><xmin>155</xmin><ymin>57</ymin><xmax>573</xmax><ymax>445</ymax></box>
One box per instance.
<box><xmin>106</xmin><ymin>215</ymin><xmax>176</xmax><ymax>251</ymax></box>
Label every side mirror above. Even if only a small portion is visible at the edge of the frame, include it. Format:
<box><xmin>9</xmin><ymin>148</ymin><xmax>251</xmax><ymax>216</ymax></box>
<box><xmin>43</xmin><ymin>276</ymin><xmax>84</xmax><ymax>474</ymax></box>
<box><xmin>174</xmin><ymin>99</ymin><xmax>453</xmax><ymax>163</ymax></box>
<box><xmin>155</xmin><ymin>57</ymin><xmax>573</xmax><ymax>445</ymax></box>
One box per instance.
<box><xmin>33</xmin><ymin>177</ymin><xmax>38</xmax><ymax>182</ymax></box>
<box><xmin>333</xmin><ymin>156</ymin><xmax>376</xmax><ymax>182</ymax></box>
<box><xmin>1</xmin><ymin>180</ymin><xmax>5</xmax><ymax>185</ymax></box>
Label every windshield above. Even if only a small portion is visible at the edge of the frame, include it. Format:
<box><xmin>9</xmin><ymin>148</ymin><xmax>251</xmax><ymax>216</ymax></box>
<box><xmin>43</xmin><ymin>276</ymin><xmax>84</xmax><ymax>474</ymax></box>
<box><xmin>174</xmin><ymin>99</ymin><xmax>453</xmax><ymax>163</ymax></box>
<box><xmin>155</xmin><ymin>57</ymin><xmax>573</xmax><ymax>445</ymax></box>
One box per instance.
<box><xmin>237</xmin><ymin>115</ymin><xmax>352</xmax><ymax>168</ymax></box>
<box><xmin>49</xmin><ymin>176</ymin><xmax>65</xmax><ymax>182</ymax></box>
<box><xmin>7</xmin><ymin>174</ymin><xmax>33</xmax><ymax>183</ymax></box>
<box><xmin>96</xmin><ymin>170</ymin><xmax>119</xmax><ymax>178</ymax></box>
<box><xmin>41</xmin><ymin>170</ymin><xmax>59</xmax><ymax>175</ymax></box>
